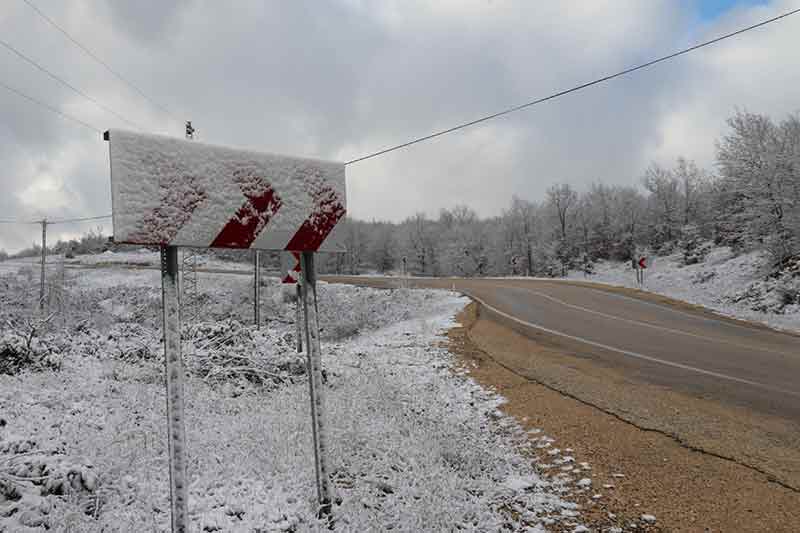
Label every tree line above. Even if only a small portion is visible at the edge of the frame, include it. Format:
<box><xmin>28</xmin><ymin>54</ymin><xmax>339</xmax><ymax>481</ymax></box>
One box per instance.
<box><xmin>317</xmin><ymin>110</ymin><xmax>800</xmax><ymax>277</ymax></box>
<box><xmin>5</xmin><ymin>110</ymin><xmax>798</xmax><ymax>278</ymax></box>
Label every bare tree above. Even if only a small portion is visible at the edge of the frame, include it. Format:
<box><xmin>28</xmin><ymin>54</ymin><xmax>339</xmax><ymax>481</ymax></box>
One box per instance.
<box><xmin>642</xmin><ymin>163</ymin><xmax>680</xmax><ymax>247</ymax></box>
<box><xmin>503</xmin><ymin>196</ymin><xmax>539</xmax><ymax>275</ymax></box>
<box><xmin>547</xmin><ymin>183</ymin><xmax>577</xmax><ymax>241</ymax></box>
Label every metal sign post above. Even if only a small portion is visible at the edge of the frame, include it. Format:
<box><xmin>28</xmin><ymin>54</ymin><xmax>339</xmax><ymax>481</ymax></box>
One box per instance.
<box><xmin>295</xmin><ymin>281</ymin><xmax>303</xmax><ymax>354</ymax></box>
<box><xmin>638</xmin><ymin>256</ymin><xmax>647</xmax><ymax>286</ymax></box>
<box><xmin>299</xmin><ymin>251</ymin><xmax>332</xmax><ymax>520</ymax></box>
<box><xmin>160</xmin><ymin>245</ymin><xmax>189</xmax><ymax>532</ymax></box>
<box><xmin>254</xmin><ymin>250</ymin><xmax>261</xmax><ymax>328</ymax></box>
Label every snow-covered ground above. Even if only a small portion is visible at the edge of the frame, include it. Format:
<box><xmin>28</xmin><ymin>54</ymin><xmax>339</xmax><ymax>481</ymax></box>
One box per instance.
<box><xmin>568</xmin><ymin>247</ymin><xmax>800</xmax><ymax>333</ymax></box>
<box><xmin>0</xmin><ymin>257</ymin><xmax>595</xmax><ymax>532</ymax></box>
<box><xmin>69</xmin><ymin>248</ymin><xmax>255</xmax><ymax>273</ymax></box>
<box><xmin>0</xmin><ymin>249</ymin><xmax>256</xmax><ymax>274</ymax></box>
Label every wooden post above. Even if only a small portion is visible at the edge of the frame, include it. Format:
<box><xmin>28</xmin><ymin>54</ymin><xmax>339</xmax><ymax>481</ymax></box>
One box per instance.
<box><xmin>39</xmin><ymin>219</ymin><xmax>47</xmax><ymax>310</ymax></box>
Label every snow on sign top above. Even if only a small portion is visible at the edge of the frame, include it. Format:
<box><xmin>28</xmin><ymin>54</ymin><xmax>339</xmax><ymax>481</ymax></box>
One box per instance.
<box><xmin>107</xmin><ymin>130</ymin><xmax>346</xmax><ymax>252</ymax></box>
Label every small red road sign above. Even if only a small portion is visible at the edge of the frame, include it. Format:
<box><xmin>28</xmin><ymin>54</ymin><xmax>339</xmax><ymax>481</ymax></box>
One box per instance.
<box><xmin>638</xmin><ymin>257</ymin><xmax>647</xmax><ymax>269</ymax></box>
<box><xmin>282</xmin><ymin>251</ymin><xmax>302</xmax><ymax>284</ymax></box>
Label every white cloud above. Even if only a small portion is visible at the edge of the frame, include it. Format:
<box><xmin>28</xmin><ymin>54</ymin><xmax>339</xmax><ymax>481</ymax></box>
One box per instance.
<box><xmin>1</xmin><ymin>0</ymin><xmax>799</xmax><ymax>252</ymax></box>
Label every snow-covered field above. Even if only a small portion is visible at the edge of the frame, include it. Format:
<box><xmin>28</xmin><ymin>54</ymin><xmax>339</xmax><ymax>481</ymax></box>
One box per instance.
<box><xmin>569</xmin><ymin>247</ymin><xmax>800</xmax><ymax>333</ymax></box>
<box><xmin>0</xmin><ymin>257</ymin><xmax>592</xmax><ymax>532</ymax></box>
<box><xmin>70</xmin><ymin>249</ymin><xmax>254</xmax><ymax>273</ymax></box>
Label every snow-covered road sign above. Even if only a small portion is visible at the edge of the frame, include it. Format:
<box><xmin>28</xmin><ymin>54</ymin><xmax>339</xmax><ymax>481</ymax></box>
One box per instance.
<box><xmin>106</xmin><ymin>130</ymin><xmax>342</xmax><ymax>530</ymax></box>
<box><xmin>106</xmin><ymin>130</ymin><xmax>346</xmax><ymax>252</ymax></box>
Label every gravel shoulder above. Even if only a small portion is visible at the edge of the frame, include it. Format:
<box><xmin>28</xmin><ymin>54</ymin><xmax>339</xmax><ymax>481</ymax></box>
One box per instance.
<box><xmin>449</xmin><ymin>302</ymin><xmax>800</xmax><ymax>533</ymax></box>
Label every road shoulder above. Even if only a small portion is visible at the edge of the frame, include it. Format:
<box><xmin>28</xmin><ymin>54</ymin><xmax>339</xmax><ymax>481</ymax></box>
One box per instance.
<box><xmin>447</xmin><ymin>302</ymin><xmax>800</xmax><ymax>533</ymax></box>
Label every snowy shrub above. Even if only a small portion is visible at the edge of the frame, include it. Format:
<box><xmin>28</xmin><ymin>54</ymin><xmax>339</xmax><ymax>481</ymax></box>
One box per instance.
<box><xmin>317</xmin><ymin>284</ymin><xmax>434</xmax><ymax>340</ymax></box>
<box><xmin>774</xmin><ymin>278</ymin><xmax>800</xmax><ymax>307</ymax></box>
<box><xmin>0</xmin><ymin>434</ymin><xmax>100</xmax><ymax>531</ymax></box>
<box><xmin>0</xmin><ymin>329</ymin><xmax>62</xmax><ymax>375</ymax></box>
<box><xmin>183</xmin><ymin>319</ymin><xmax>305</xmax><ymax>389</ymax></box>
<box><xmin>727</xmin><ymin>274</ymin><xmax>800</xmax><ymax>314</ymax></box>
<box><xmin>691</xmin><ymin>270</ymin><xmax>716</xmax><ymax>284</ymax></box>
<box><xmin>105</xmin><ymin>323</ymin><xmax>156</xmax><ymax>362</ymax></box>
<box><xmin>680</xmin><ymin>225</ymin><xmax>711</xmax><ymax>265</ymax></box>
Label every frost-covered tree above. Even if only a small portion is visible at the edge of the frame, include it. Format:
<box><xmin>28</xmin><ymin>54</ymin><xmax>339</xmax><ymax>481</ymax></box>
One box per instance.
<box><xmin>642</xmin><ymin>163</ymin><xmax>681</xmax><ymax>250</ymax></box>
<box><xmin>438</xmin><ymin>206</ymin><xmax>489</xmax><ymax>276</ymax></box>
<box><xmin>547</xmin><ymin>183</ymin><xmax>578</xmax><ymax>274</ymax></box>
<box><xmin>341</xmin><ymin>218</ymin><xmax>368</xmax><ymax>274</ymax></box>
<box><xmin>501</xmin><ymin>196</ymin><xmax>539</xmax><ymax>275</ymax></box>
<box><xmin>400</xmin><ymin>213</ymin><xmax>438</xmax><ymax>276</ymax></box>
<box><xmin>368</xmin><ymin>222</ymin><xmax>397</xmax><ymax>273</ymax></box>
<box><xmin>717</xmin><ymin>111</ymin><xmax>800</xmax><ymax>267</ymax></box>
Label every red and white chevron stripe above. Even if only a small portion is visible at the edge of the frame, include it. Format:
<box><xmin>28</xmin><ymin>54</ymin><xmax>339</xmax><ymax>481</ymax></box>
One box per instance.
<box><xmin>108</xmin><ymin>130</ymin><xmax>346</xmax><ymax>252</ymax></box>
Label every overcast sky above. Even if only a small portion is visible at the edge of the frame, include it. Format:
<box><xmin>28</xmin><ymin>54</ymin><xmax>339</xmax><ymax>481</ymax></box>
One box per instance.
<box><xmin>1</xmin><ymin>0</ymin><xmax>798</xmax><ymax>253</ymax></box>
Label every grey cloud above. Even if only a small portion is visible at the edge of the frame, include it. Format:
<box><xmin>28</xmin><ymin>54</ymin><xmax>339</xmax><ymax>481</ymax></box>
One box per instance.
<box><xmin>1</xmin><ymin>0</ymin><xmax>798</xmax><ymax>252</ymax></box>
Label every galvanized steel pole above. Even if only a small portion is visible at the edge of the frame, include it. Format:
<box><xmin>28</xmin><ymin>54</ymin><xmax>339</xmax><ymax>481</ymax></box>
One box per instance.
<box><xmin>254</xmin><ymin>250</ymin><xmax>261</xmax><ymax>328</ymax></box>
<box><xmin>299</xmin><ymin>251</ymin><xmax>332</xmax><ymax>520</ymax></box>
<box><xmin>160</xmin><ymin>245</ymin><xmax>189</xmax><ymax>532</ymax></box>
<box><xmin>295</xmin><ymin>281</ymin><xmax>303</xmax><ymax>353</ymax></box>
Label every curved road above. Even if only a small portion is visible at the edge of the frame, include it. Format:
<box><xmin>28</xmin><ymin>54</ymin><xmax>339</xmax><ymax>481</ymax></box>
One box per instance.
<box><xmin>325</xmin><ymin>277</ymin><xmax>800</xmax><ymax>422</ymax></box>
<box><xmin>18</xmin><ymin>260</ymin><xmax>797</xmax><ymax>421</ymax></box>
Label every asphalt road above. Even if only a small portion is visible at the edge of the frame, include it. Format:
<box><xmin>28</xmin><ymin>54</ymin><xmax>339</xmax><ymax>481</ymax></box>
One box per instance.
<box><xmin>324</xmin><ymin>276</ymin><xmax>800</xmax><ymax>422</ymax></box>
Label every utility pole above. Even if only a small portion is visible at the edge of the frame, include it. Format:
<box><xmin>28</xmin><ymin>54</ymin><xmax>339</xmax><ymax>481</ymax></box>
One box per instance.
<box><xmin>181</xmin><ymin>121</ymin><xmax>199</xmax><ymax>322</ymax></box>
<box><xmin>39</xmin><ymin>219</ymin><xmax>47</xmax><ymax>310</ymax></box>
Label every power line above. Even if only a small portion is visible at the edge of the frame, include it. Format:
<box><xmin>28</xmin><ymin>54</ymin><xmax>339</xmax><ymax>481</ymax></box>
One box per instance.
<box><xmin>0</xmin><ymin>214</ymin><xmax>111</xmax><ymax>225</ymax></box>
<box><xmin>0</xmin><ymin>78</ymin><xmax>101</xmax><ymax>132</ymax></box>
<box><xmin>21</xmin><ymin>0</ymin><xmax>179</xmax><ymax>121</ymax></box>
<box><xmin>0</xmin><ymin>219</ymin><xmax>38</xmax><ymax>224</ymax></box>
<box><xmin>0</xmin><ymin>37</ymin><xmax>144</xmax><ymax>130</ymax></box>
<box><xmin>48</xmin><ymin>214</ymin><xmax>112</xmax><ymax>224</ymax></box>
<box><xmin>344</xmin><ymin>6</ymin><xmax>800</xmax><ymax>166</ymax></box>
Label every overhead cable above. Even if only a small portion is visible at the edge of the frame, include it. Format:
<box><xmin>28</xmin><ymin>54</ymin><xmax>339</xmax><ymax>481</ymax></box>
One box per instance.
<box><xmin>21</xmin><ymin>0</ymin><xmax>179</xmax><ymax>121</ymax></box>
<box><xmin>344</xmin><ymin>7</ymin><xmax>800</xmax><ymax>165</ymax></box>
<box><xmin>0</xmin><ymin>38</ymin><xmax>143</xmax><ymax>130</ymax></box>
<box><xmin>0</xmin><ymin>78</ymin><xmax>101</xmax><ymax>132</ymax></box>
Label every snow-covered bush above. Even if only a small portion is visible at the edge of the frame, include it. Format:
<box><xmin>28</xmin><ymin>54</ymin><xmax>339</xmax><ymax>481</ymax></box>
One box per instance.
<box><xmin>184</xmin><ymin>319</ymin><xmax>305</xmax><ymax>389</ymax></box>
<box><xmin>680</xmin><ymin>224</ymin><xmax>711</xmax><ymax>265</ymax></box>
<box><xmin>0</xmin><ymin>329</ymin><xmax>62</xmax><ymax>375</ymax></box>
<box><xmin>691</xmin><ymin>270</ymin><xmax>716</xmax><ymax>284</ymax></box>
<box><xmin>317</xmin><ymin>284</ymin><xmax>433</xmax><ymax>340</ymax></box>
<box><xmin>726</xmin><ymin>274</ymin><xmax>800</xmax><ymax>314</ymax></box>
<box><xmin>105</xmin><ymin>323</ymin><xmax>156</xmax><ymax>362</ymax></box>
<box><xmin>0</xmin><ymin>433</ymin><xmax>100</xmax><ymax>531</ymax></box>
